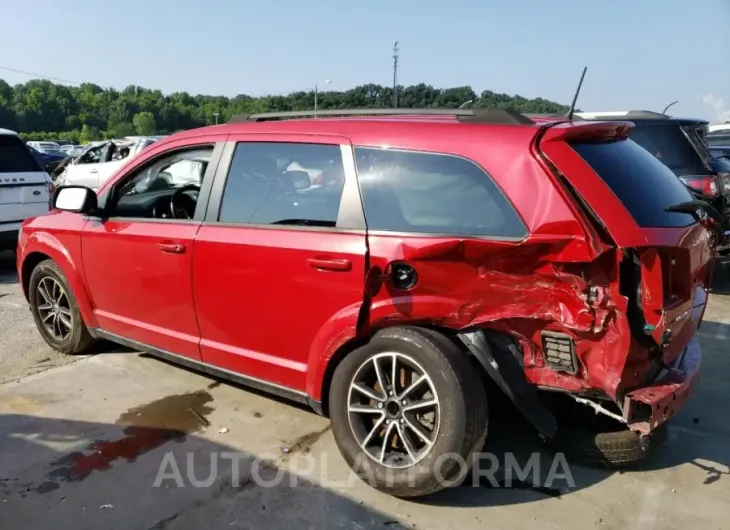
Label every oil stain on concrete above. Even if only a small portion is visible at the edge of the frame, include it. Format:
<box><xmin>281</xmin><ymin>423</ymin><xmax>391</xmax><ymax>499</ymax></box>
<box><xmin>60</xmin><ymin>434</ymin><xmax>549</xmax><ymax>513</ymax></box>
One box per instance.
<box><xmin>31</xmin><ymin>390</ymin><xmax>215</xmax><ymax>494</ymax></box>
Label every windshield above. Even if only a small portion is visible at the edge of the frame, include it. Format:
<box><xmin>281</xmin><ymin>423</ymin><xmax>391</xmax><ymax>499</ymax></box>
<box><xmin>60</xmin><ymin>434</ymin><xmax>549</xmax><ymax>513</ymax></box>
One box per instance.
<box><xmin>571</xmin><ymin>138</ymin><xmax>696</xmax><ymax>228</ymax></box>
<box><xmin>628</xmin><ymin>124</ymin><xmax>709</xmax><ymax>176</ymax></box>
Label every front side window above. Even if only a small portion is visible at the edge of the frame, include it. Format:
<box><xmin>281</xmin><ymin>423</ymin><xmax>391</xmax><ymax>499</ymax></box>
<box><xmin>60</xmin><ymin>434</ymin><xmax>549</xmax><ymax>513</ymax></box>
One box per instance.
<box><xmin>354</xmin><ymin>147</ymin><xmax>527</xmax><ymax>238</ymax></box>
<box><xmin>108</xmin><ymin>147</ymin><xmax>213</xmax><ymax>220</ymax></box>
<box><xmin>219</xmin><ymin>142</ymin><xmax>345</xmax><ymax>227</ymax></box>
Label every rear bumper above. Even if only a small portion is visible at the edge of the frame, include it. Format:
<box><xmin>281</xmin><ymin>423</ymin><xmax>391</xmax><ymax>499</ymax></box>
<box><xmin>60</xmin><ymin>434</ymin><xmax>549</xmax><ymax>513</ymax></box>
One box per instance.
<box><xmin>622</xmin><ymin>338</ymin><xmax>701</xmax><ymax>434</ymax></box>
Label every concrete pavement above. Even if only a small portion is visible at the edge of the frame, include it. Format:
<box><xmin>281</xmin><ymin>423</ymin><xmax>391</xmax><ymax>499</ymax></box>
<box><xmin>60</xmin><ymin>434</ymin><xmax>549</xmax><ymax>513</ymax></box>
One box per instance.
<box><xmin>1</xmin><ymin>259</ymin><xmax>729</xmax><ymax>529</ymax></box>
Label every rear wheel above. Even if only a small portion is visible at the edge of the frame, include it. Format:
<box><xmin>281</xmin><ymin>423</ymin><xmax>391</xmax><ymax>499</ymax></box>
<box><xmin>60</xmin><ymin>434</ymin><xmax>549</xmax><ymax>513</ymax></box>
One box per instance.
<box><xmin>329</xmin><ymin>326</ymin><xmax>488</xmax><ymax>497</ymax></box>
<box><xmin>29</xmin><ymin>259</ymin><xmax>95</xmax><ymax>355</ymax></box>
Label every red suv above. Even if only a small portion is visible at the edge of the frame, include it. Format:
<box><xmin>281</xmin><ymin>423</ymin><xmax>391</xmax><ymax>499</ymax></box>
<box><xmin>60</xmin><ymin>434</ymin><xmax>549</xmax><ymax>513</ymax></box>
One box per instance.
<box><xmin>17</xmin><ymin>108</ymin><xmax>711</xmax><ymax>497</ymax></box>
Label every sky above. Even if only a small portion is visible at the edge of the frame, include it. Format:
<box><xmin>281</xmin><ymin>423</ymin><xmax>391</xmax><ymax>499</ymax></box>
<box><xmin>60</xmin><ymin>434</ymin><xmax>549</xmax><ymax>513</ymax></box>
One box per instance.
<box><xmin>1</xmin><ymin>0</ymin><xmax>729</xmax><ymax>123</ymax></box>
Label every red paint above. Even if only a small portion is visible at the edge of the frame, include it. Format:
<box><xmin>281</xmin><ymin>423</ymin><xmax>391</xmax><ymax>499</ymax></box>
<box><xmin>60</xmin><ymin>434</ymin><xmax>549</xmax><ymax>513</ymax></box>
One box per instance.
<box><xmin>193</xmin><ymin>225</ymin><xmax>366</xmax><ymax>391</ymax></box>
<box><xmin>82</xmin><ymin>219</ymin><xmax>202</xmax><ymax>359</ymax></box>
<box><xmin>17</xmin><ymin>115</ymin><xmax>711</xmax><ymax>432</ymax></box>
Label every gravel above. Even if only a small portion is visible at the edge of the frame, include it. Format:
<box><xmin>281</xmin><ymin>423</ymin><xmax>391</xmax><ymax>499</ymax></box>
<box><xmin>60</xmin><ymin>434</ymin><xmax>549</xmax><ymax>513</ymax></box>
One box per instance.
<box><xmin>0</xmin><ymin>251</ymin><xmax>84</xmax><ymax>384</ymax></box>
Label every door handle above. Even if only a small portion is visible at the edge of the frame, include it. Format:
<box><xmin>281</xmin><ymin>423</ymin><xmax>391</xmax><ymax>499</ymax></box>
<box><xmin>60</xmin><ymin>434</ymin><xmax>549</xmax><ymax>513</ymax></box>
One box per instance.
<box><xmin>158</xmin><ymin>242</ymin><xmax>186</xmax><ymax>254</ymax></box>
<box><xmin>307</xmin><ymin>257</ymin><xmax>352</xmax><ymax>271</ymax></box>
<box><xmin>89</xmin><ymin>168</ymin><xmax>98</xmax><ymax>173</ymax></box>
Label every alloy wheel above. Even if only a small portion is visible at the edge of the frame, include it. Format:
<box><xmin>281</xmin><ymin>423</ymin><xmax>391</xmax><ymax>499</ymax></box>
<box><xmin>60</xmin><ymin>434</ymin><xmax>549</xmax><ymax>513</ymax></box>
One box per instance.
<box><xmin>36</xmin><ymin>277</ymin><xmax>72</xmax><ymax>341</ymax></box>
<box><xmin>347</xmin><ymin>352</ymin><xmax>441</xmax><ymax>469</ymax></box>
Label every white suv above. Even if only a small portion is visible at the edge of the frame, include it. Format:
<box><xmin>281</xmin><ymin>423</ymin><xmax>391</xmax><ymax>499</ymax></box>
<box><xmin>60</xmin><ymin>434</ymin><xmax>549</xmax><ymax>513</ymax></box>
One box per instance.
<box><xmin>56</xmin><ymin>136</ymin><xmax>163</xmax><ymax>190</ymax></box>
<box><xmin>0</xmin><ymin>129</ymin><xmax>52</xmax><ymax>252</ymax></box>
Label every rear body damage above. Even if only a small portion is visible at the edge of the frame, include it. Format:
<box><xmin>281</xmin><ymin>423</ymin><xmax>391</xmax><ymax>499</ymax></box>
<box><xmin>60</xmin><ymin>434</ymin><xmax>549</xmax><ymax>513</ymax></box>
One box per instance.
<box><xmin>360</xmin><ymin>119</ymin><xmax>711</xmax><ymax>438</ymax></box>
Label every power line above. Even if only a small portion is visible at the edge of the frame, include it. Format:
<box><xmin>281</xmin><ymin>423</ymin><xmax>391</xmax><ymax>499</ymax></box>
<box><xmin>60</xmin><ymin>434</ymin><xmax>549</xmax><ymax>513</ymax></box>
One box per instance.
<box><xmin>0</xmin><ymin>65</ymin><xmax>82</xmax><ymax>86</ymax></box>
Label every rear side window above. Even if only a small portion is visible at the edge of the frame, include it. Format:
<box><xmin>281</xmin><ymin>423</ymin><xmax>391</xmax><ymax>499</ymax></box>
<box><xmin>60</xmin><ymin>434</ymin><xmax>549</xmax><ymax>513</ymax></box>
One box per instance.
<box><xmin>0</xmin><ymin>135</ymin><xmax>42</xmax><ymax>173</ymax></box>
<box><xmin>629</xmin><ymin>124</ymin><xmax>708</xmax><ymax>176</ymax></box>
<box><xmin>354</xmin><ymin>148</ymin><xmax>526</xmax><ymax>238</ymax></box>
<box><xmin>219</xmin><ymin>142</ymin><xmax>345</xmax><ymax>227</ymax></box>
<box><xmin>571</xmin><ymin>139</ymin><xmax>696</xmax><ymax>228</ymax></box>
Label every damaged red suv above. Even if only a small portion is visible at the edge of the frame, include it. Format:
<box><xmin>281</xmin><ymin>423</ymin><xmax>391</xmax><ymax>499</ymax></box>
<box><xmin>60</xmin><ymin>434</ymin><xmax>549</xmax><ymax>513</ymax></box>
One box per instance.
<box><xmin>17</xmin><ymin>108</ymin><xmax>712</xmax><ymax>497</ymax></box>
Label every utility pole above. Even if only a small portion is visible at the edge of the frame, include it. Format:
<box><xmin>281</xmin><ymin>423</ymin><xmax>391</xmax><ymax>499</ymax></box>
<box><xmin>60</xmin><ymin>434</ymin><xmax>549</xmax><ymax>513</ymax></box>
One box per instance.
<box><xmin>213</xmin><ymin>112</ymin><xmax>219</xmax><ymax>125</ymax></box>
<box><xmin>392</xmin><ymin>41</ymin><xmax>399</xmax><ymax>108</ymax></box>
<box><xmin>314</xmin><ymin>80</ymin><xmax>331</xmax><ymax>111</ymax></box>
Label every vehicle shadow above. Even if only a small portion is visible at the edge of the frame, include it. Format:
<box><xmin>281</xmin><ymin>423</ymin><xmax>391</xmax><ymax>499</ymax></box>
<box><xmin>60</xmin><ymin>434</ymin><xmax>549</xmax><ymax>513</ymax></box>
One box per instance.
<box><xmin>710</xmin><ymin>258</ymin><xmax>730</xmax><ymax>295</ymax></box>
<box><xmin>0</xmin><ymin>250</ymin><xmax>18</xmax><ymax>285</ymax></box>
<box><xmin>0</xmin><ymin>412</ymin><xmax>410</xmax><ymax>529</ymax></box>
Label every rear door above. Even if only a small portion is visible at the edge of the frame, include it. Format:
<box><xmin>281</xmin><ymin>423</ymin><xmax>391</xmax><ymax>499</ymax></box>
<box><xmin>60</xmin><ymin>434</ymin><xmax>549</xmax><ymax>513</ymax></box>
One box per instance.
<box><xmin>193</xmin><ymin>135</ymin><xmax>367</xmax><ymax>392</ymax></box>
<box><xmin>539</xmin><ymin>122</ymin><xmax>713</xmax><ymax>363</ymax></box>
<box><xmin>0</xmin><ymin>134</ymin><xmax>50</xmax><ymax>226</ymax></box>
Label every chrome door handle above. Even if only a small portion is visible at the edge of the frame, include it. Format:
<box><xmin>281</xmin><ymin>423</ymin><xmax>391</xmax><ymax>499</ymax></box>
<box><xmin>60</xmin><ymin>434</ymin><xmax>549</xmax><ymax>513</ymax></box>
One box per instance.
<box><xmin>158</xmin><ymin>242</ymin><xmax>185</xmax><ymax>254</ymax></box>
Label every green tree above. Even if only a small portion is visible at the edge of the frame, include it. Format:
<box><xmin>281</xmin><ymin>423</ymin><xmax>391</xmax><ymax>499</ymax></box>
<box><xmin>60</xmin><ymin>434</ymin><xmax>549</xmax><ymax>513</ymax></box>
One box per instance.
<box><xmin>79</xmin><ymin>124</ymin><xmax>101</xmax><ymax>144</ymax></box>
<box><xmin>132</xmin><ymin>111</ymin><xmax>156</xmax><ymax>135</ymax></box>
<box><xmin>0</xmin><ymin>77</ymin><xmax>570</xmax><ymax>138</ymax></box>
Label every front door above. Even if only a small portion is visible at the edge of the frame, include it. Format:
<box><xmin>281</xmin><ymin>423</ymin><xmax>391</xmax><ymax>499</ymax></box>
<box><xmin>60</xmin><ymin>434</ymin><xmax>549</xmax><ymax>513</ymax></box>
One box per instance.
<box><xmin>64</xmin><ymin>142</ymin><xmax>109</xmax><ymax>189</ymax></box>
<box><xmin>193</xmin><ymin>136</ymin><xmax>367</xmax><ymax>391</ymax></box>
<box><xmin>81</xmin><ymin>141</ymin><xmax>222</xmax><ymax>359</ymax></box>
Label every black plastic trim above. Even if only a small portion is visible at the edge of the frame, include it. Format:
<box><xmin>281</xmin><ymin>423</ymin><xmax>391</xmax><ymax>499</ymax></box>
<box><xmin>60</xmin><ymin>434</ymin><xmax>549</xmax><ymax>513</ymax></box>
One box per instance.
<box><xmin>90</xmin><ymin>328</ymin><xmax>312</xmax><ymax>408</ymax></box>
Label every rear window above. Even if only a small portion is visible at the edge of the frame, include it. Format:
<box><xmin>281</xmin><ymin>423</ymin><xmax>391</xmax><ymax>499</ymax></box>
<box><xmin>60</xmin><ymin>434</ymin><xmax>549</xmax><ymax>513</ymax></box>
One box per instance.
<box><xmin>0</xmin><ymin>135</ymin><xmax>42</xmax><ymax>173</ymax></box>
<box><xmin>628</xmin><ymin>124</ymin><xmax>708</xmax><ymax>176</ymax></box>
<box><xmin>571</xmin><ymin>139</ymin><xmax>696</xmax><ymax>228</ymax></box>
<box><xmin>354</xmin><ymin>148</ymin><xmax>527</xmax><ymax>238</ymax></box>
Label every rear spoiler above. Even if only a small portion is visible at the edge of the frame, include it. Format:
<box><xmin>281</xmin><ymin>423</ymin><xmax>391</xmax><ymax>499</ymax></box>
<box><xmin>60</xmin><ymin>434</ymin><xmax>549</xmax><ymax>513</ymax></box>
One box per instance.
<box><xmin>539</xmin><ymin>121</ymin><xmax>635</xmax><ymax>143</ymax></box>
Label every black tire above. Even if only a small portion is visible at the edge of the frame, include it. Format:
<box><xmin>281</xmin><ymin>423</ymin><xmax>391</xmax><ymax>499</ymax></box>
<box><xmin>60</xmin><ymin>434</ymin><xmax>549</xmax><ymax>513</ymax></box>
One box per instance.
<box><xmin>29</xmin><ymin>259</ymin><xmax>95</xmax><ymax>355</ymax></box>
<box><xmin>329</xmin><ymin>326</ymin><xmax>488</xmax><ymax>498</ymax></box>
<box><xmin>549</xmin><ymin>422</ymin><xmax>669</xmax><ymax>469</ymax></box>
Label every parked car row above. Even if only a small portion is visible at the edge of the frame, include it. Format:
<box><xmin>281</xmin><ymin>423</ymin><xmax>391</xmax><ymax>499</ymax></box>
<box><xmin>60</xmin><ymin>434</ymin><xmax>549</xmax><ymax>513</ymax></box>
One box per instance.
<box><xmin>54</xmin><ymin>136</ymin><xmax>163</xmax><ymax>190</ymax></box>
<box><xmin>14</xmin><ymin>107</ymin><xmax>725</xmax><ymax>498</ymax></box>
<box><xmin>1</xmin><ymin>133</ymin><xmax>163</xmax><ymax>252</ymax></box>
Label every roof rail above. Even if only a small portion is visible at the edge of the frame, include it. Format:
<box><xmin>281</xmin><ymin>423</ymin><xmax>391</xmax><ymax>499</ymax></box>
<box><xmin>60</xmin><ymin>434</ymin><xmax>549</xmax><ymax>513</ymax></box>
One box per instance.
<box><xmin>228</xmin><ymin>107</ymin><xmax>536</xmax><ymax>125</ymax></box>
<box><xmin>524</xmin><ymin>113</ymin><xmax>583</xmax><ymax>121</ymax></box>
<box><xmin>576</xmin><ymin>110</ymin><xmax>669</xmax><ymax>120</ymax></box>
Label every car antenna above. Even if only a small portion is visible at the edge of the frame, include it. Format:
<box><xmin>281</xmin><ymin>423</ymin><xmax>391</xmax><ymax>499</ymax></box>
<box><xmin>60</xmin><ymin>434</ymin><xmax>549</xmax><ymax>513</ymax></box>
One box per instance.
<box><xmin>566</xmin><ymin>66</ymin><xmax>588</xmax><ymax>121</ymax></box>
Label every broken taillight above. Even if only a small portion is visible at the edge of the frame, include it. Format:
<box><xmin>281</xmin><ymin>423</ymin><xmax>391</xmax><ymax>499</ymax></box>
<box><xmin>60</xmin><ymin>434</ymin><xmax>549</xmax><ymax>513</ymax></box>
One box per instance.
<box><xmin>679</xmin><ymin>175</ymin><xmax>719</xmax><ymax>197</ymax></box>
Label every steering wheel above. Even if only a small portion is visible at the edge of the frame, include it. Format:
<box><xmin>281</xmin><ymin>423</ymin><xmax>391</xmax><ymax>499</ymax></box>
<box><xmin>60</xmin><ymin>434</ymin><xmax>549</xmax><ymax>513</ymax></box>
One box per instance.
<box><xmin>170</xmin><ymin>184</ymin><xmax>201</xmax><ymax>219</ymax></box>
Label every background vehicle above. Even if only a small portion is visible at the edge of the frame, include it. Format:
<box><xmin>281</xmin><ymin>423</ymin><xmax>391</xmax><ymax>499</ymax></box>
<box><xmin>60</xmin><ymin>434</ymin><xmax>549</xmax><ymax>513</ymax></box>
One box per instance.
<box><xmin>55</xmin><ymin>136</ymin><xmax>162</xmax><ymax>190</ymax></box>
<box><xmin>19</xmin><ymin>108</ymin><xmax>709</xmax><ymax>497</ymax></box>
<box><xmin>0</xmin><ymin>129</ymin><xmax>52</xmax><ymax>251</ymax></box>
<box><xmin>27</xmin><ymin>144</ymin><xmax>68</xmax><ymax>170</ymax></box>
<box><xmin>27</xmin><ymin>141</ymin><xmax>62</xmax><ymax>154</ymax></box>
<box><xmin>707</xmin><ymin>125</ymin><xmax>730</xmax><ymax>159</ymax></box>
<box><xmin>577</xmin><ymin>110</ymin><xmax>730</xmax><ymax>254</ymax></box>
<box><xmin>60</xmin><ymin>144</ymin><xmax>86</xmax><ymax>158</ymax></box>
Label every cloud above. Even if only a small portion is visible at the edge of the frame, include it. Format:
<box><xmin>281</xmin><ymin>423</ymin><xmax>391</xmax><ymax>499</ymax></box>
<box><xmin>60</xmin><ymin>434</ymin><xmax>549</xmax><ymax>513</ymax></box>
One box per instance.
<box><xmin>700</xmin><ymin>94</ymin><xmax>730</xmax><ymax>123</ymax></box>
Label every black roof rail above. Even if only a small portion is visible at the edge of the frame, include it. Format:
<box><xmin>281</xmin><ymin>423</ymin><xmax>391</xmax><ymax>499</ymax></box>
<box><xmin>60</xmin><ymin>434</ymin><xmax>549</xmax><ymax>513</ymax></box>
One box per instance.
<box><xmin>228</xmin><ymin>107</ymin><xmax>536</xmax><ymax>125</ymax></box>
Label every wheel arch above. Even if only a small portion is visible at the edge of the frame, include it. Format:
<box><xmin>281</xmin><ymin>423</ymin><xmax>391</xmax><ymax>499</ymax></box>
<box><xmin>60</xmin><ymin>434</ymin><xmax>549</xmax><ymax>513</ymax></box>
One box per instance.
<box><xmin>20</xmin><ymin>235</ymin><xmax>98</xmax><ymax>329</ymax></box>
<box><xmin>312</xmin><ymin>323</ymin><xmax>475</xmax><ymax>416</ymax></box>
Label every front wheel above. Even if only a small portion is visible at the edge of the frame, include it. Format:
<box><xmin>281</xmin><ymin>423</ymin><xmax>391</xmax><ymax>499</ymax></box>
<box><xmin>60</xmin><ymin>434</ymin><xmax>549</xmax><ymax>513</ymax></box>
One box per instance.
<box><xmin>29</xmin><ymin>259</ymin><xmax>95</xmax><ymax>355</ymax></box>
<box><xmin>329</xmin><ymin>327</ymin><xmax>488</xmax><ymax>498</ymax></box>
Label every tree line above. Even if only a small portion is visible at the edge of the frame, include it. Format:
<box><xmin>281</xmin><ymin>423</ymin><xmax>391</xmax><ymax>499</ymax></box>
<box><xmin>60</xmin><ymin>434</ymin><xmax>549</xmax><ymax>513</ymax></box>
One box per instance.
<box><xmin>0</xmin><ymin>78</ymin><xmax>570</xmax><ymax>144</ymax></box>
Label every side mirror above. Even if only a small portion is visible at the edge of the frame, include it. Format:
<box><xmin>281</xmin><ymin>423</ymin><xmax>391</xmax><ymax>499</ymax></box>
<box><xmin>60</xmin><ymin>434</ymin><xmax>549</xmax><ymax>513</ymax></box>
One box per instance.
<box><xmin>53</xmin><ymin>186</ymin><xmax>99</xmax><ymax>214</ymax></box>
